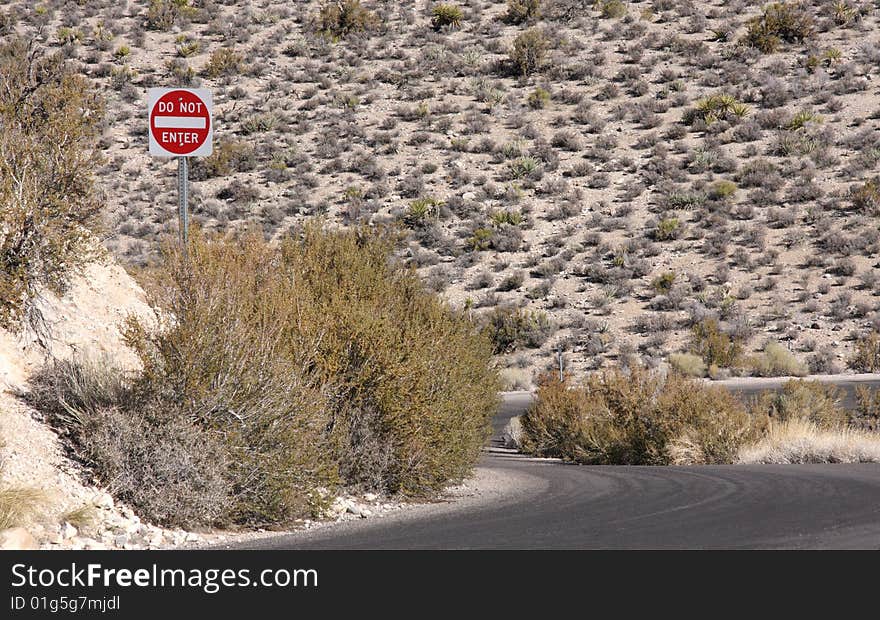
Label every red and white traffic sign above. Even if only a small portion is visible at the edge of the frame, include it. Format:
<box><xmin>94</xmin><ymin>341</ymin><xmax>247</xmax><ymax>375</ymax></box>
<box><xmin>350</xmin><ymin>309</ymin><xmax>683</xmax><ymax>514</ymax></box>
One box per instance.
<box><xmin>148</xmin><ymin>88</ymin><xmax>212</xmax><ymax>157</ymax></box>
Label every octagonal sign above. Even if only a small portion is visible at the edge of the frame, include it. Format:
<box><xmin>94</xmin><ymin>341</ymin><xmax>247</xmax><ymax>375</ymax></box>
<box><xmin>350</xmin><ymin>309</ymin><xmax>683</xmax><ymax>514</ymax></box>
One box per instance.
<box><xmin>148</xmin><ymin>88</ymin><xmax>212</xmax><ymax>157</ymax></box>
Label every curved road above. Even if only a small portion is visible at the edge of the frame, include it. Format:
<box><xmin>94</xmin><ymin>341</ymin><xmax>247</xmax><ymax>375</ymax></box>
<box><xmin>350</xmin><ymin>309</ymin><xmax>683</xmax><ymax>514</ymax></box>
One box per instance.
<box><xmin>238</xmin><ymin>378</ymin><xmax>880</xmax><ymax>550</ymax></box>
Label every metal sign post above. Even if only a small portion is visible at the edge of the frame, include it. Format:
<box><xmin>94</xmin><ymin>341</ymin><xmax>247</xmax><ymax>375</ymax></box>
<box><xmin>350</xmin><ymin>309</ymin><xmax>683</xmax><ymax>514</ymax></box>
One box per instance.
<box><xmin>147</xmin><ymin>87</ymin><xmax>212</xmax><ymax>256</ymax></box>
<box><xmin>177</xmin><ymin>156</ymin><xmax>189</xmax><ymax>257</ymax></box>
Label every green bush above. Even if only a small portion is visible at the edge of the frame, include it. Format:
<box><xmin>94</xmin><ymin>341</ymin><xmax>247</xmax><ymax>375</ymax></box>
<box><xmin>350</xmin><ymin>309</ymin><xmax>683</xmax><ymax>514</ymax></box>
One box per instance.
<box><xmin>315</xmin><ymin>0</ymin><xmax>378</xmax><ymax>38</ymax></box>
<box><xmin>527</xmin><ymin>87</ymin><xmax>551</xmax><ymax>109</ymax></box>
<box><xmin>749</xmin><ymin>341</ymin><xmax>808</xmax><ymax>377</ymax></box>
<box><xmin>190</xmin><ymin>139</ymin><xmax>256</xmax><ymax>180</ymax></box>
<box><xmin>654</xmin><ymin>217</ymin><xmax>682</xmax><ymax>241</ymax></box>
<box><xmin>27</xmin><ymin>357</ymin><xmax>233</xmax><ymax>528</ymax></box>
<box><xmin>505</xmin><ymin>0</ymin><xmax>541</xmax><ymax>24</ymax></box>
<box><xmin>202</xmin><ymin>47</ymin><xmax>243</xmax><ymax>78</ymax></box>
<box><xmin>484</xmin><ymin>306</ymin><xmax>554</xmax><ymax>353</ymax></box>
<box><xmin>748</xmin><ymin>380</ymin><xmax>847</xmax><ymax>428</ymax></box>
<box><xmin>651</xmin><ymin>271</ymin><xmax>676</xmax><ymax>294</ymax></box>
<box><xmin>520</xmin><ymin>368</ymin><xmax>761</xmax><ymax>465</ymax></box>
<box><xmin>598</xmin><ymin>0</ymin><xmax>627</xmax><ymax>19</ymax></box>
<box><xmin>689</xmin><ymin>318</ymin><xmax>743</xmax><ymax>368</ymax></box>
<box><xmin>850</xmin><ymin>331</ymin><xmax>880</xmax><ymax>372</ymax></box>
<box><xmin>30</xmin><ymin>226</ymin><xmax>499</xmax><ymax>525</ymax></box>
<box><xmin>509</xmin><ymin>28</ymin><xmax>549</xmax><ymax>77</ymax></box>
<box><xmin>850</xmin><ymin>178</ymin><xmax>880</xmax><ymax>215</ymax></box>
<box><xmin>669</xmin><ymin>353</ymin><xmax>707</xmax><ymax>378</ymax></box>
<box><xmin>0</xmin><ymin>38</ymin><xmax>104</xmax><ymax>329</ymax></box>
<box><xmin>743</xmin><ymin>2</ymin><xmax>814</xmax><ymax>53</ymax></box>
<box><xmin>431</xmin><ymin>4</ymin><xmax>464</xmax><ymax>30</ymax></box>
<box><xmin>710</xmin><ymin>180</ymin><xmax>738</xmax><ymax>201</ymax></box>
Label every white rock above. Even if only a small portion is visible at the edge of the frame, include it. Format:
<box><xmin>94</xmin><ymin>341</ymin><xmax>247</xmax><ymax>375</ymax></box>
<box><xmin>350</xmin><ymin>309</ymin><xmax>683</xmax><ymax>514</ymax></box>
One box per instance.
<box><xmin>94</xmin><ymin>493</ymin><xmax>114</xmax><ymax>510</ymax></box>
<box><xmin>0</xmin><ymin>528</ymin><xmax>37</xmax><ymax>550</ymax></box>
<box><xmin>61</xmin><ymin>522</ymin><xmax>78</xmax><ymax>540</ymax></box>
<box><xmin>363</xmin><ymin>493</ymin><xmax>378</xmax><ymax>502</ymax></box>
<box><xmin>113</xmin><ymin>534</ymin><xmax>129</xmax><ymax>548</ymax></box>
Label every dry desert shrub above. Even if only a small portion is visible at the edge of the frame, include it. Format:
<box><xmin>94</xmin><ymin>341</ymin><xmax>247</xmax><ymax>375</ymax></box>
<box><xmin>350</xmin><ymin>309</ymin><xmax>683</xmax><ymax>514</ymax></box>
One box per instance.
<box><xmin>738</xmin><ymin>419</ymin><xmax>880</xmax><ymax>464</ymax></box>
<box><xmin>519</xmin><ymin>368</ymin><xmax>762</xmax><ymax>465</ymax></box>
<box><xmin>743</xmin><ymin>2</ymin><xmax>815</xmax><ymax>54</ymax></box>
<box><xmin>747</xmin><ymin>379</ymin><xmax>848</xmax><ymax>428</ymax></box>
<box><xmin>0</xmin><ymin>487</ymin><xmax>46</xmax><ymax>530</ymax></box>
<box><xmin>748</xmin><ymin>341</ymin><xmax>808</xmax><ymax>377</ymax></box>
<box><xmin>0</xmin><ymin>37</ymin><xmax>104</xmax><ymax>330</ymax></box>
<box><xmin>314</xmin><ymin>0</ymin><xmax>379</xmax><ymax>39</ymax></box>
<box><xmin>849</xmin><ymin>331</ymin><xmax>880</xmax><ymax>372</ymax></box>
<box><xmin>29</xmin><ymin>225</ymin><xmax>499</xmax><ymax>525</ymax></box>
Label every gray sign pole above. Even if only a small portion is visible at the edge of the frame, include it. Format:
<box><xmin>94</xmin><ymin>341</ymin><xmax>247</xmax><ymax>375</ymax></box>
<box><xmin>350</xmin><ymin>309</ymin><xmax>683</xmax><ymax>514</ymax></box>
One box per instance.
<box><xmin>177</xmin><ymin>156</ymin><xmax>189</xmax><ymax>258</ymax></box>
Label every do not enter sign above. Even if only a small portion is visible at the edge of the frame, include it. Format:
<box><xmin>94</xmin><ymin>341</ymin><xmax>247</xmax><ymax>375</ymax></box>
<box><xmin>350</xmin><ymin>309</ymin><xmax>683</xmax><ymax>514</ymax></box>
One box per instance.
<box><xmin>148</xmin><ymin>88</ymin><xmax>213</xmax><ymax>157</ymax></box>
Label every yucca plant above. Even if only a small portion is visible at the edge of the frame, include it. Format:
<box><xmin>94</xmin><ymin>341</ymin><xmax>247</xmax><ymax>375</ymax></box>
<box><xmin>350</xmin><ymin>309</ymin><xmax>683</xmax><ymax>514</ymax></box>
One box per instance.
<box><xmin>431</xmin><ymin>3</ymin><xmax>464</xmax><ymax>30</ymax></box>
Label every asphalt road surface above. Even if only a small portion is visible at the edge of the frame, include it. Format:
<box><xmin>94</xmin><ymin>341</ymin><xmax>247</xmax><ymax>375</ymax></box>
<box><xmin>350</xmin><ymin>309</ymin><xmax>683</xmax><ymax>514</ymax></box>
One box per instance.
<box><xmin>240</xmin><ymin>377</ymin><xmax>880</xmax><ymax>550</ymax></box>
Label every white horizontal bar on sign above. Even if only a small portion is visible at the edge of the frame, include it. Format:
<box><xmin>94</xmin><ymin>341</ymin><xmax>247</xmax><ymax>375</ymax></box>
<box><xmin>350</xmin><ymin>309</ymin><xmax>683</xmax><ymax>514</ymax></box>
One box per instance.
<box><xmin>153</xmin><ymin>116</ymin><xmax>206</xmax><ymax>129</ymax></box>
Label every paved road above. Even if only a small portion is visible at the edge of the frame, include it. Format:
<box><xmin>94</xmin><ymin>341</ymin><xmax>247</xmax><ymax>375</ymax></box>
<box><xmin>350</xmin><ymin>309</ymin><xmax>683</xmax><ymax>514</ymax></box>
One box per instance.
<box><xmin>240</xmin><ymin>377</ymin><xmax>880</xmax><ymax>550</ymax></box>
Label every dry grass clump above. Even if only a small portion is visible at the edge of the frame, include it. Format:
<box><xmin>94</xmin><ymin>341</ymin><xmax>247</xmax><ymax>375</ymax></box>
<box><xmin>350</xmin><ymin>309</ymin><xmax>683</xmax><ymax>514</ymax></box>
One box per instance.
<box><xmin>0</xmin><ymin>487</ymin><xmax>46</xmax><ymax>530</ymax></box>
<box><xmin>520</xmin><ymin>368</ymin><xmax>762</xmax><ymax>465</ymax></box>
<box><xmin>738</xmin><ymin>419</ymin><xmax>880</xmax><ymax>464</ymax></box>
<box><xmin>749</xmin><ymin>341</ymin><xmax>808</xmax><ymax>377</ymax></box>
<box><xmin>520</xmin><ymin>372</ymin><xmax>880</xmax><ymax>466</ymax></box>
<box><xmin>484</xmin><ymin>306</ymin><xmax>554</xmax><ymax>353</ymax></box>
<box><xmin>0</xmin><ymin>37</ymin><xmax>103</xmax><ymax>330</ymax></box>
<box><xmin>0</xmin><ymin>425</ymin><xmax>47</xmax><ymax>529</ymax></box>
<box><xmin>668</xmin><ymin>352</ymin><xmax>707</xmax><ymax>378</ymax></box>
<box><xmin>29</xmin><ymin>225</ymin><xmax>498</xmax><ymax>526</ymax></box>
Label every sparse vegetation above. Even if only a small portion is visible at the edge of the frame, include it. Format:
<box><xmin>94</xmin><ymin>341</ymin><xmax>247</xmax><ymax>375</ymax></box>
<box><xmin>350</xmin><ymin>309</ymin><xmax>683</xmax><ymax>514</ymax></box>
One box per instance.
<box><xmin>6</xmin><ymin>0</ymin><xmax>879</xmax><ymax>391</ymax></box>
<box><xmin>749</xmin><ymin>341</ymin><xmax>808</xmax><ymax>377</ymax></box>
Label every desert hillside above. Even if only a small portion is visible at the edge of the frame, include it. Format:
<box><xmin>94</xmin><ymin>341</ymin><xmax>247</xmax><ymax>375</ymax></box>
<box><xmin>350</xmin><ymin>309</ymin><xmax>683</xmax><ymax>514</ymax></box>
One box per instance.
<box><xmin>4</xmin><ymin>0</ymin><xmax>880</xmax><ymax>381</ymax></box>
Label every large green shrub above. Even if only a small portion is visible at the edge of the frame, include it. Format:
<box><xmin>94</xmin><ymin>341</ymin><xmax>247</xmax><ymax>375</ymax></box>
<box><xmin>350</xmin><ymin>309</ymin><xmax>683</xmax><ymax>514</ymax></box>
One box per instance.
<box><xmin>30</xmin><ymin>225</ymin><xmax>498</xmax><ymax>526</ymax></box>
<box><xmin>520</xmin><ymin>368</ymin><xmax>762</xmax><ymax>465</ymax></box>
<box><xmin>0</xmin><ymin>38</ymin><xmax>104</xmax><ymax>329</ymax></box>
<box><xmin>509</xmin><ymin>28</ymin><xmax>549</xmax><ymax>76</ymax></box>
